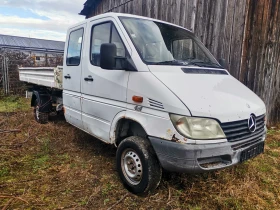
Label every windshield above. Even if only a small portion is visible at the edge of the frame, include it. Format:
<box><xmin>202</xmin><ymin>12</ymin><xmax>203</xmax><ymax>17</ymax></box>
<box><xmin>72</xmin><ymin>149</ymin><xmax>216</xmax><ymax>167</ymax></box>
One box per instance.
<box><xmin>119</xmin><ymin>17</ymin><xmax>220</xmax><ymax>68</ymax></box>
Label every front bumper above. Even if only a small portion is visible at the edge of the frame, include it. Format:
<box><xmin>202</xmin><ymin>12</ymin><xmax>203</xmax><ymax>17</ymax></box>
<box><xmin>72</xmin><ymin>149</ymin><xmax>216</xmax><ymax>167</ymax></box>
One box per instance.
<box><xmin>149</xmin><ymin>132</ymin><xmax>266</xmax><ymax>173</ymax></box>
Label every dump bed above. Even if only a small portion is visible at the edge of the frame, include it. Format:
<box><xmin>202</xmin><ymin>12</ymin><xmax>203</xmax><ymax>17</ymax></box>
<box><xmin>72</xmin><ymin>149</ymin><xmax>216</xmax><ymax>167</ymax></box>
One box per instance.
<box><xmin>19</xmin><ymin>66</ymin><xmax>63</xmax><ymax>89</ymax></box>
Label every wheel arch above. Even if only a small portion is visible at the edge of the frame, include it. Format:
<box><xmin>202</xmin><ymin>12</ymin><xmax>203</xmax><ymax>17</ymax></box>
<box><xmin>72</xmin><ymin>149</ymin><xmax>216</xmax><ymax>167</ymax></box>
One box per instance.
<box><xmin>31</xmin><ymin>91</ymin><xmax>40</xmax><ymax>107</ymax></box>
<box><xmin>31</xmin><ymin>90</ymin><xmax>52</xmax><ymax>113</ymax></box>
<box><xmin>110</xmin><ymin>111</ymin><xmax>149</xmax><ymax>146</ymax></box>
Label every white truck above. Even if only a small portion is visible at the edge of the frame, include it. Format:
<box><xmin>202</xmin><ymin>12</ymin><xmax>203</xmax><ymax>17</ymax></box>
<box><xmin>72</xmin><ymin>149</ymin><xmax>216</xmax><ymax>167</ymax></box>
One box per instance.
<box><xmin>19</xmin><ymin>13</ymin><xmax>267</xmax><ymax>194</ymax></box>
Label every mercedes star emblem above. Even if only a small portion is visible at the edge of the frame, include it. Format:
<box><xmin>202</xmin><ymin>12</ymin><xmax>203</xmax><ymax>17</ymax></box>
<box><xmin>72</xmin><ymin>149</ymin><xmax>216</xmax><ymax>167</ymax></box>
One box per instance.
<box><xmin>248</xmin><ymin>114</ymin><xmax>257</xmax><ymax>133</ymax></box>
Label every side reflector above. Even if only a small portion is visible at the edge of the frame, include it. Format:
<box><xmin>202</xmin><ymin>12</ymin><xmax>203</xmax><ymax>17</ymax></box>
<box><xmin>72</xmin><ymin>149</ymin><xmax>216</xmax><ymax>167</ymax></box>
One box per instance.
<box><xmin>132</xmin><ymin>95</ymin><xmax>143</xmax><ymax>103</ymax></box>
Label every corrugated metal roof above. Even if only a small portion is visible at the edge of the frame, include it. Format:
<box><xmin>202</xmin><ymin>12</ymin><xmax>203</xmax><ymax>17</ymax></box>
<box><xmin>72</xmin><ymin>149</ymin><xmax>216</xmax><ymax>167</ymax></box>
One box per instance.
<box><xmin>0</xmin><ymin>34</ymin><xmax>65</xmax><ymax>53</ymax></box>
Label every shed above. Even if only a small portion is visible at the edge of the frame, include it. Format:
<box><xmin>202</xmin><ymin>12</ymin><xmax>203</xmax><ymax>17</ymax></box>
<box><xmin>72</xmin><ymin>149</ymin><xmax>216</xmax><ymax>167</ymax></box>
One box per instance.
<box><xmin>0</xmin><ymin>35</ymin><xmax>65</xmax><ymax>95</ymax></box>
<box><xmin>0</xmin><ymin>34</ymin><xmax>64</xmax><ymax>54</ymax></box>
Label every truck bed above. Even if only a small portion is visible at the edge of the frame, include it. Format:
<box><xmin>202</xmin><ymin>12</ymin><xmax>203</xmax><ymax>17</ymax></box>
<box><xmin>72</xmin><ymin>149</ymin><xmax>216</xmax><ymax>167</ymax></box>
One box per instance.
<box><xmin>19</xmin><ymin>66</ymin><xmax>63</xmax><ymax>89</ymax></box>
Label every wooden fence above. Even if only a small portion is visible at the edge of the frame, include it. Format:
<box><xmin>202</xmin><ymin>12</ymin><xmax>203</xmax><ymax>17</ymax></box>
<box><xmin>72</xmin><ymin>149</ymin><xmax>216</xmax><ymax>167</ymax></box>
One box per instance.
<box><xmin>240</xmin><ymin>0</ymin><xmax>280</xmax><ymax>125</ymax></box>
<box><xmin>83</xmin><ymin>0</ymin><xmax>280</xmax><ymax>125</ymax></box>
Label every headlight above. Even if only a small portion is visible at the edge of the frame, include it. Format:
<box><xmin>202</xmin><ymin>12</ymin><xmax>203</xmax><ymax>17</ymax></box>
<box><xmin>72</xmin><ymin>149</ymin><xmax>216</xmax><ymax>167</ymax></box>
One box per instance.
<box><xmin>170</xmin><ymin>114</ymin><xmax>225</xmax><ymax>140</ymax></box>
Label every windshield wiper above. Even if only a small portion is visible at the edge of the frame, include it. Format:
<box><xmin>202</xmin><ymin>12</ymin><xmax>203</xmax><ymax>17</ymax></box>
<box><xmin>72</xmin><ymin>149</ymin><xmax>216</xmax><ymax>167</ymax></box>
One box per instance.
<box><xmin>186</xmin><ymin>61</ymin><xmax>222</xmax><ymax>68</ymax></box>
<box><xmin>152</xmin><ymin>60</ymin><xmax>181</xmax><ymax>65</ymax></box>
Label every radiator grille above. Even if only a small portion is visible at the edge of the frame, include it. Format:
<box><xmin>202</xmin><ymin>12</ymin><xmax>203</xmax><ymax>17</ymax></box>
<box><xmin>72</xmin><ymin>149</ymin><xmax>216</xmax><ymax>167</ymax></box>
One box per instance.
<box><xmin>221</xmin><ymin>114</ymin><xmax>265</xmax><ymax>142</ymax></box>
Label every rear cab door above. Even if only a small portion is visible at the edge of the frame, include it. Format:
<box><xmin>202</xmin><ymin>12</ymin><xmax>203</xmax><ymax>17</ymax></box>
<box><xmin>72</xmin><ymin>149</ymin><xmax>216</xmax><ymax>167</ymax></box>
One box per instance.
<box><xmin>63</xmin><ymin>23</ymin><xmax>86</xmax><ymax>129</ymax></box>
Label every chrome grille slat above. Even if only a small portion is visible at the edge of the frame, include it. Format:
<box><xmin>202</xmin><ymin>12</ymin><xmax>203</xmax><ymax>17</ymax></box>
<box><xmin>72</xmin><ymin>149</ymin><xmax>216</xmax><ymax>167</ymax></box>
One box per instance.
<box><xmin>224</xmin><ymin>126</ymin><xmax>249</xmax><ymax>134</ymax></box>
<box><xmin>221</xmin><ymin>121</ymin><xmax>248</xmax><ymax>129</ymax></box>
<box><xmin>221</xmin><ymin>114</ymin><xmax>265</xmax><ymax>142</ymax></box>
<box><xmin>224</xmin><ymin>124</ymin><xmax>264</xmax><ymax>136</ymax></box>
<box><xmin>227</xmin><ymin>128</ymin><xmax>264</xmax><ymax>142</ymax></box>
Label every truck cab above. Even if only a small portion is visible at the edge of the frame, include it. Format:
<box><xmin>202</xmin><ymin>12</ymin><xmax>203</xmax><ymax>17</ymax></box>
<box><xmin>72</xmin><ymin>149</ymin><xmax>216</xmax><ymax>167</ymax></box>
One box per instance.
<box><xmin>23</xmin><ymin>13</ymin><xmax>266</xmax><ymax>194</ymax></box>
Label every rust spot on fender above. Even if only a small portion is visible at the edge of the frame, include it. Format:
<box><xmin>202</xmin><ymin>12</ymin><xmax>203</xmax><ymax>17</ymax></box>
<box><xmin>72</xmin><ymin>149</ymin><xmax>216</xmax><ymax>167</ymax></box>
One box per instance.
<box><xmin>166</xmin><ymin>129</ymin><xmax>173</xmax><ymax>138</ymax></box>
<box><xmin>171</xmin><ymin>134</ymin><xmax>179</xmax><ymax>142</ymax></box>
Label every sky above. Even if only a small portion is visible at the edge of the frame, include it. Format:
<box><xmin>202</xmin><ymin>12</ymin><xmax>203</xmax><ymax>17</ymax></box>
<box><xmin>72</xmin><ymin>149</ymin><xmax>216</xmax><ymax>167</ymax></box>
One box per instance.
<box><xmin>0</xmin><ymin>0</ymin><xmax>86</xmax><ymax>42</ymax></box>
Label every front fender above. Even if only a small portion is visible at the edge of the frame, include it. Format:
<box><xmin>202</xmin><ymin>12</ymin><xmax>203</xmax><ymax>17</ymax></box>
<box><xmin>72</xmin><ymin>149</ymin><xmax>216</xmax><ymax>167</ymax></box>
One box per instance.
<box><xmin>109</xmin><ymin>109</ymin><xmax>187</xmax><ymax>144</ymax></box>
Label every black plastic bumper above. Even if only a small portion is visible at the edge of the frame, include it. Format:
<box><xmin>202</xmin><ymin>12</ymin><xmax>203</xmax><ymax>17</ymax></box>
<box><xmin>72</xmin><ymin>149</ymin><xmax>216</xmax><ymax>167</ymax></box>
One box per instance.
<box><xmin>149</xmin><ymin>135</ymin><xmax>265</xmax><ymax>173</ymax></box>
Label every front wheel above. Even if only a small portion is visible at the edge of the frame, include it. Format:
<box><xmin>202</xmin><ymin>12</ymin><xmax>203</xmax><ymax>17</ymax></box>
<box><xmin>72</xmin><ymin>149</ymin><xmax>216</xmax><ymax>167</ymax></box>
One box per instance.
<box><xmin>116</xmin><ymin>136</ymin><xmax>162</xmax><ymax>194</ymax></box>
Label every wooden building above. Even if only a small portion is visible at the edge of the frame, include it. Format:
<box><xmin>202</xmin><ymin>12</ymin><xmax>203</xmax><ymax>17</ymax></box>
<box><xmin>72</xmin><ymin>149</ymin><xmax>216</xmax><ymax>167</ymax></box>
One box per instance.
<box><xmin>0</xmin><ymin>34</ymin><xmax>64</xmax><ymax>67</ymax></box>
<box><xmin>80</xmin><ymin>0</ymin><xmax>280</xmax><ymax>125</ymax></box>
<box><xmin>0</xmin><ymin>34</ymin><xmax>64</xmax><ymax>95</ymax></box>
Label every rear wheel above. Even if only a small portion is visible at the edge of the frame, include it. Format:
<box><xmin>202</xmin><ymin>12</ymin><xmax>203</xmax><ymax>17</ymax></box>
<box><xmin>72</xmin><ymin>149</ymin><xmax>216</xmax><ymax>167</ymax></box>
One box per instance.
<box><xmin>34</xmin><ymin>99</ymin><xmax>48</xmax><ymax>124</ymax></box>
<box><xmin>116</xmin><ymin>136</ymin><xmax>162</xmax><ymax>194</ymax></box>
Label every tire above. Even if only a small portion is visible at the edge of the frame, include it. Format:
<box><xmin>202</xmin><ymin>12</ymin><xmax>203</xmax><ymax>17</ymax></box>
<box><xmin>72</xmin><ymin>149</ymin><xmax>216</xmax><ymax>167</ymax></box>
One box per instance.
<box><xmin>34</xmin><ymin>99</ymin><xmax>48</xmax><ymax>124</ymax></box>
<box><xmin>116</xmin><ymin>136</ymin><xmax>162</xmax><ymax>195</ymax></box>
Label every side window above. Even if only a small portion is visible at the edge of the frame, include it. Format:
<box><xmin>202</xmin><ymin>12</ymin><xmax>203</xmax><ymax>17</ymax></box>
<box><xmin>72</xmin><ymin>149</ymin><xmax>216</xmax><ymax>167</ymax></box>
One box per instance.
<box><xmin>66</xmin><ymin>28</ymin><xmax>84</xmax><ymax>66</ymax></box>
<box><xmin>111</xmin><ymin>26</ymin><xmax>125</xmax><ymax>57</ymax></box>
<box><xmin>91</xmin><ymin>23</ymin><xmax>111</xmax><ymax>66</ymax></box>
<box><xmin>90</xmin><ymin>22</ymin><xmax>125</xmax><ymax>66</ymax></box>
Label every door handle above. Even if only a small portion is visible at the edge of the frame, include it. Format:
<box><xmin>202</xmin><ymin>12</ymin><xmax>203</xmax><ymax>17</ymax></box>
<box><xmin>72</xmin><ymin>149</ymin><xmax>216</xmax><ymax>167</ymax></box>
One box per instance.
<box><xmin>84</xmin><ymin>76</ymin><xmax>94</xmax><ymax>82</ymax></box>
<box><xmin>64</xmin><ymin>74</ymin><xmax>71</xmax><ymax>79</ymax></box>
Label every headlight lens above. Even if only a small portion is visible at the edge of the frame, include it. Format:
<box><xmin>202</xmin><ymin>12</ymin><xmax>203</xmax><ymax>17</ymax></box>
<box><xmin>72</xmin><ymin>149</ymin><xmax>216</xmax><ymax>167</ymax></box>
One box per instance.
<box><xmin>170</xmin><ymin>114</ymin><xmax>226</xmax><ymax>140</ymax></box>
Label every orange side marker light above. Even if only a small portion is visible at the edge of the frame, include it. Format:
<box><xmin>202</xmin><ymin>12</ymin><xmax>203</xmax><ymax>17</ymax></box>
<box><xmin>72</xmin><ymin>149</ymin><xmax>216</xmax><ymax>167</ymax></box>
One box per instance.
<box><xmin>132</xmin><ymin>95</ymin><xmax>143</xmax><ymax>103</ymax></box>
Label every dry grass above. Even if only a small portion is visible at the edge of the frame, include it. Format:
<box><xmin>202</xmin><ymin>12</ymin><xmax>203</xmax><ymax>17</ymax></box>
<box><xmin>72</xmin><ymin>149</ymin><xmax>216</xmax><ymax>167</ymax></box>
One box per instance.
<box><xmin>0</xmin><ymin>97</ymin><xmax>279</xmax><ymax>209</ymax></box>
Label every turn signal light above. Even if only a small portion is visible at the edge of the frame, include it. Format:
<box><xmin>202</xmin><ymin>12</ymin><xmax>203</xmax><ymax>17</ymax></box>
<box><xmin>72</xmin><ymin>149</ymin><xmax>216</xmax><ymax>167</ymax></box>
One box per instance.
<box><xmin>132</xmin><ymin>95</ymin><xmax>143</xmax><ymax>103</ymax></box>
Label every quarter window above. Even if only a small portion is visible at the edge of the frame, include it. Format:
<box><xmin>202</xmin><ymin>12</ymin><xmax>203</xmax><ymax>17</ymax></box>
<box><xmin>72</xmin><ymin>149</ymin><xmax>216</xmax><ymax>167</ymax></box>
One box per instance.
<box><xmin>66</xmin><ymin>28</ymin><xmax>84</xmax><ymax>66</ymax></box>
<box><xmin>90</xmin><ymin>22</ymin><xmax>125</xmax><ymax>66</ymax></box>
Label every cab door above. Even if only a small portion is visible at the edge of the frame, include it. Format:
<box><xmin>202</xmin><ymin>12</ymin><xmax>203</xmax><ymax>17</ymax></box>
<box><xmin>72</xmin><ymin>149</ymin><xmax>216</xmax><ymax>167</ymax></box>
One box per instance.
<box><xmin>63</xmin><ymin>24</ymin><xmax>86</xmax><ymax>129</ymax></box>
<box><xmin>81</xmin><ymin>18</ymin><xmax>130</xmax><ymax>142</ymax></box>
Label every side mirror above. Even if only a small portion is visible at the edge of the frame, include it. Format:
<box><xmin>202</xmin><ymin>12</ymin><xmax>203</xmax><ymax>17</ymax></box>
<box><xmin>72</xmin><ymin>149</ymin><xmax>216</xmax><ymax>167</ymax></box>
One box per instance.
<box><xmin>100</xmin><ymin>43</ymin><xmax>116</xmax><ymax>70</ymax></box>
<box><xmin>219</xmin><ymin>58</ymin><xmax>228</xmax><ymax>69</ymax></box>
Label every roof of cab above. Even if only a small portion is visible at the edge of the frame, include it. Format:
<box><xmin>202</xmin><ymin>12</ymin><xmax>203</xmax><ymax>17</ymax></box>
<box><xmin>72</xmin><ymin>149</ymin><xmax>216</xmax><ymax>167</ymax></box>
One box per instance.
<box><xmin>68</xmin><ymin>12</ymin><xmax>192</xmax><ymax>33</ymax></box>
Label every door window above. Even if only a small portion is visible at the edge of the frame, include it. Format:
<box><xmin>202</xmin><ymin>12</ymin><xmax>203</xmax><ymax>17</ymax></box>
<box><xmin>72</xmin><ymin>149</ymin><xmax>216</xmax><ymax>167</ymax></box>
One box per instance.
<box><xmin>90</xmin><ymin>23</ymin><xmax>111</xmax><ymax>66</ymax></box>
<box><xmin>90</xmin><ymin>22</ymin><xmax>125</xmax><ymax>66</ymax></box>
<box><xmin>66</xmin><ymin>28</ymin><xmax>84</xmax><ymax>66</ymax></box>
<box><xmin>111</xmin><ymin>26</ymin><xmax>125</xmax><ymax>57</ymax></box>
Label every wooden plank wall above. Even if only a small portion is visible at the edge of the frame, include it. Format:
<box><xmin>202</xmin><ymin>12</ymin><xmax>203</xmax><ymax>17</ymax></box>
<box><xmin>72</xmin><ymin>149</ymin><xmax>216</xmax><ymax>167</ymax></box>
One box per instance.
<box><xmin>88</xmin><ymin>0</ymin><xmax>280</xmax><ymax>125</ymax></box>
<box><xmin>240</xmin><ymin>0</ymin><xmax>280</xmax><ymax>124</ymax></box>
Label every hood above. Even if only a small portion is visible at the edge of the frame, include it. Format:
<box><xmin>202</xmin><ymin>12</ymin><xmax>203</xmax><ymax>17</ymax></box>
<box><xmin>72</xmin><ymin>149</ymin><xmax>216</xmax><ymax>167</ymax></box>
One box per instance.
<box><xmin>148</xmin><ymin>66</ymin><xmax>266</xmax><ymax>123</ymax></box>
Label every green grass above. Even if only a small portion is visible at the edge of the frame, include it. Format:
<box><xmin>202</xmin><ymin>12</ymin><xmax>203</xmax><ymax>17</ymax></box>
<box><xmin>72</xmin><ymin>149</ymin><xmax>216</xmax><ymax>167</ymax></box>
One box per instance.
<box><xmin>0</xmin><ymin>96</ymin><xmax>279</xmax><ymax>209</ymax></box>
<box><xmin>267</xmin><ymin>139</ymin><xmax>280</xmax><ymax>148</ymax></box>
<box><xmin>0</xmin><ymin>95</ymin><xmax>30</xmax><ymax>112</ymax></box>
<box><xmin>33</xmin><ymin>155</ymin><xmax>50</xmax><ymax>172</ymax></box>
<box><xmin>0</xmin><ymin>166</ymin><xmax>9</xmax><ymax>178</ymax></box>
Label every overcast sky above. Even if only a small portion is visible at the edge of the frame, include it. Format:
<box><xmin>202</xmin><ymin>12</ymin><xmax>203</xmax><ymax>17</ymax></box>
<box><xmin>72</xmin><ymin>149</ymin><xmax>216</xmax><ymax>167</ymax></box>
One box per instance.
<box><xmin>0</xmin><ymin>0</ymin><xmax>86</xmax><ymax>42</ymax></box>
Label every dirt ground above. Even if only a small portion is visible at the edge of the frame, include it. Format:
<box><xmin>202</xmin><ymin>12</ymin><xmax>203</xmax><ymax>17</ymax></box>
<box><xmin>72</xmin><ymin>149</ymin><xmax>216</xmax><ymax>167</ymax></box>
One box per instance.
<box><xmin>0</xmin><ymin>97</ymin><xmax>279</xmax><ymax>210</ymax></box>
